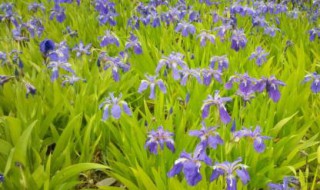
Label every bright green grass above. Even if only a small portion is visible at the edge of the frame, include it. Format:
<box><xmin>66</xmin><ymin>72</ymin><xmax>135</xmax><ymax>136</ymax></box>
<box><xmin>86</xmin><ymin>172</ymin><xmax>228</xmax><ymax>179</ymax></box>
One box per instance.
<box><xmin>0</xmin><ymin>0</ymin><xmax>319</xmax><ymax>189</ymax></box>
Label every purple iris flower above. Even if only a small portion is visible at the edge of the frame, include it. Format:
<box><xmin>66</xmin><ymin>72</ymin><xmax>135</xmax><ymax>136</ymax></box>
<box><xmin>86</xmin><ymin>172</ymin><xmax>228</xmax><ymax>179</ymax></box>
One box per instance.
<box><xmin>253</xmin><ymin>1</ymin><xmax>268</xmax><ymax>14</ymax></box>
<box><xmin>22</xmin><ymin>18</ymin><xmax>44</xmax><ymax>38</ymax></box>
<box><xmin>309</xmin><ymin>28</ymin><xmax>320</xmax><ymax>41</ymax></box>
<box><xmin>175</xmin><ymin>21</ymin><xmax>196</xmax><ymax>37</ymax></box>
<box><xmin>210</xmin><ymin>55</ymin><xmax>229</xmax><ymax>72</ymax></box>
<box><xmin>179</xmin><ymin>68</ymin><xmax>202</xmax><ymax>86</ymax></box>
<box><xmin>145</xmin><ymin>126</ymin><xmax>175</xmax><ymax>154</ymax></box>
<box><xmin>303</xmin><ymin>72</ymin><xmax>320</xmax><ymax>93</ymax></box>
<box><xmin>28</xmin><ymin>3</ymin><xmax>45</xmax><ymax>13</ymax></box>
<box><xmin>99</xmin><ymin>93</ymin><xmax>132</xmax><ymax>120</ymax></box>
<box><xmin>201</xmin><ymin>90</ymin><xmax>232</xmax><ymax>124</ymax></box>
<box><xmin>156</xmin><ymin>52</ymin><xmax>188</xmax><ymax>80</ymax></box>
<box><xmin>201</xmin><ymin>67</ymin><xmax>222</xmax><ymax>86</ymax></box>
<box><xmin>189</xmin><ymin>10</ymin><xmax>201</xmax><ymax>22</ymax></box>
<box><xmin>231</xmin><ymin>29</ymin><xmax>247</xmax><ymax>51</ymax></box>
<box><xmin>233</xmin><ymin>126</ymin><xmax>271</xmax><ymax>153</ymax></box>
<box><xmin>99</xmin><ymin>30</ymin><xmax>119</xmax><ymax>47</ymax></box>
<box><xmin>0</xmin><ymin>75</ymin><xmax>14</xmax><ymax>86</ymax></box>
<box><xmin>138</xmin><ymin>74</ymin><xmax>166</xmax><ymax>99</ymax></box>
<box><xmin>47</xmin><ymin>60</ymin><xmax>74</xmax><ymax>81</ymax></box>
<box><xmin>214</xmin><ymin>23</ymin><xmax>232</xmax><ymax>40</ymax></box>
<box><xmin>61</xmin><ymin>74</ymin><xmax>86</xmax><ymax>86</ymax></box>
<box><xmin>230</xmin><ymin>3</ymin><xmax>245</xmax><ymax>16</ymax></box>
<box><xmin>252</xmin><ymin>16</ymin><xmax>268</xmax><ymax>27</ymax></box>
<box><xmin>48</xmin><ymin>41</ymin><xmax>69</xmax><ymax>62</ymax></box>
<box><xmin>0</xmin><ymin>3</ymin><xmax>20</xmax><ymax>27</ymax></box>
<box><xmin>264</xmin><ymin>25</ymin><xmax>280</xmax><ymax>37</ymax></box>
<box><xmin>254</xmin><ymin>76</ymin><xmax>285</xmax><ymax>102</ymax></box>
<box><xmin>50</xmin><ymin>4</ymin><xmax>66</xmax><ymax>23</ymax></box>
<box><xmin>97</xmin><ymin>52</ymin><xmax>130</xmax><ymax>81</ymax></box>
<box><xmin>196</xmin><ymin>31</ymin><xmax>215</xmax><ymax>47</ymax></box>
<box><xmin>23</xmin><ymin>81</ymin><xmax>36</xmax><ymax>97</ymax></box>
<box><xmin>249</xmin><ymin>47</ymin><xmax>269</xmax><ymax>66</ymax></box>
<box><xmin>95</xmin><ymin>0</ymin><xmax>117</xmax><ymax>26</ymax></box>
<box><xmin>0</xmin><ymin>51</ymin><xmax>8</xmax><ymax>65</ymax></box>
<box><xmin>125</xmin><ymin>34</ymin><xmax>142</xmax><ymax>54</ymax></box>
<box><xmin>40</xmin><ymin>39</ymin><xmax>55</xmax><ymax>58</ymax></box>
<box><xmin>0</xmin><ymin>174</ymin><xmax>3</xmax><ymax>182</ymax></box>
<box><xmin>168</xmin><ymin>146</ymin><xmax>212</xmax><ymax>186</ymax></box>
<box><xmin>72</xmin><ymin>42</ymin><xmax>91</xmax><ymax>57</ymax></box>
<box><xmin>12</xmin><ymin>26</ymin><xmax>29</xmax><ymax>42</ymax></box>
<box><xmin>225</xmin><ymin>73</ymin><xmax>257</xmax><ymax>97</ymax></box>
<box><xmin>210</xmin><ymin>157</ymin><xmax>250</xmax><ymax>190</ymax></box>
<box><xmin>244</xmin><ymin>7</ymin><xmax>256</xmax><ymax>16</ymax></box>
<box><xmin>268</xmin><ymin>176</ymin><xmax>299</xmax><ymax>190</ymax></box>
<box><xmin>189</xmin><ymin>122</ymin><xmax>223</xmax><ymax>149</ymax></box>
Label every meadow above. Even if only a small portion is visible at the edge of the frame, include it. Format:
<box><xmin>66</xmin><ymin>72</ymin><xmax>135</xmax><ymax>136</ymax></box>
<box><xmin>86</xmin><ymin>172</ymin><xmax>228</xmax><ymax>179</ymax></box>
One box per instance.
<box><xmin>0</xmin><ymin>0</ymin><xmax>320</xmax><ymax>189</ymax></box>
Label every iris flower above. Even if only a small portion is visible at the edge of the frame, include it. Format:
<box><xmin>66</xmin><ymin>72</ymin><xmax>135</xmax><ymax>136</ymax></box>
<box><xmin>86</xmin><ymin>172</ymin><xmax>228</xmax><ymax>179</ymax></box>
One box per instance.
<box><xmin>175</xmin><ymin>21</ymin><xmax>196</xmax><ymax>37</ymax></box>
<box><xmin>249</xmin><ymin>47</ymin><xmax>269</xmax><ymax>66</ymax></box>
<box><xmin>211</xmin><ymin>157</ymin><xmax>250</xmax><ymax>190</ymax></box>
<box><xmin>156</xmin><ymin>52</ymin><xmax>187</xmax><ymax>80</ymax></box>
<box><xmin>138</xmin><ymin>74</ymin><xmax>166</xmax><ymax>99</ymax></box>
<box><xmin>72</xmin><ymin>42</ymin><xmax>91</xmax><ymax>57</ymax></box>
<box><xmin>189</xmin><ymin>122</ymin><xmax>223</xmax><ymax>149</ymax></box>
<box><xmin>99</xmin><ymin>30</ymin><xmax>119</xmax><ymax>47</ymax></box>
<box><xmin>196</xmin><ymin>31</ymin><xmax>215</xmax><ymax>47</ymax></box>
<box><xmin>125</xmin><ymin>34</ymin><xmax>142</xmax><ymax>54</ymax></box>
<box><xmin>254</xmin><ymin>76</ymin><xmax>285</xmax><ymax>102</ymax></box>
<box><xmin>210</xmin><ymin>55</ymin><xmax>229</xmax><ymax>72</ymax></box>
<box><xmin>145</xmin><ymin>126</ymin><xmax>175</xmax><ymax>154</ymax></box>
<box><xmin>268</xmin><ymin>176</ymin><xmax>299</xmax><ymax>190</ymax></box>
<box><xmin>231</xmin><ymin>29</ymin><xmax>247</xmax><ymax>51</ymax></box>
<box><xmin>201</xmin><ymin>90</ymin><xmax>232</xmax><ymax>124</ymax></box>
<box><xmin>0</xmin><ymin>75</ymin><xmax>14</xmax><ymax>86</ymax></box>
<box><xmin>99</xmin><ymin>93</ymin><xmax>132</xmax><ymax>120</ymax></box>
<box><xmin>303</xmin><ymin>72</ymin><xmax>320</xmax><ymax>93</ymax></box>
<box><xmin>168</xmin><ymin>146</ymin><xmax>212</xmax><ymax>186</ymax></box>
<box><xmin>233</xmin><ymin>126</ymin><xmax>271</xmax><ymax>153</ymax></box>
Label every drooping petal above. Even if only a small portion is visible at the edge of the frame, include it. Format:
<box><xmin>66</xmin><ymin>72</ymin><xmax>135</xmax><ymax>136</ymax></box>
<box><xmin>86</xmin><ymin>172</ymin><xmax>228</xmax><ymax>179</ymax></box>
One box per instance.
<box><xmin>149</xmin><ymin>83</ymin><xmax>156</xmax><ymax>99</ymax></box>
<box><xmin>253</xmin><ymin>138</ymin><xmax>266</xmax><ymax>153</ymax></box>
<box><xmin>167</xmin><ymin>163</ymin><xmax>183</xmax><ymax>177</ymax></box>
<box><xmin>111</xmin><ymin>104</ymin><xmax>121</xmax><ymax>119</ymax></box>
<box><xmin>166</xmin><ymin>140</ymin><xmax>175</xmax><ymax>152</ymax></box>
<box><xmin>226</xmin><ymin>177</ymin><xmax>237</xmax><ymax>190</ymax></box>
<box><xmin>157</xmin><ymin>80</ymin><xmax>167</xmax><ymax>93</ymax></box>
<box><xmin>219</xmin><ymin>106</ymin><xmax>231</xmax><ymax>124</ymax></box>
<box><xmin>102</xmin><ymin>105</ymin><xmax>109</xmax><ymax>120</ymax></box>
<box><xmin>138</xmin><ymin>81</ymin><xmax>149</xmax><ymax>93</ymax></box>
<box><xmin>183</xmin><ymin>161</ymin><xmax>202</xmax><ymax>186</ymax></box>
<box><xmin>208</xmin><ymin>135</ymin><xmax>224</xmax><ymax>149</ymax></box>
<box><xmin>210</xmin><ymin>168</ymin><xmax>224</xmax><ymax>181</ymax></box>
<box><xmin>268</xmin><ymin>86</ymin><xmax>280</xmax><ymax>102</ymax></box>
<box><xmin>201</xmin><ymin>104</ymin><xmax>211</xmax><ymax>119</ymax></box>
<box><xmin>122</xmin><ymin>102</ymin><xmax>132</xmax><ymax>116</ymax></box>
<box><xmin>236</xmin><ymin>168</ymin><xmax>250</xmax><ymax>185</ymax></box>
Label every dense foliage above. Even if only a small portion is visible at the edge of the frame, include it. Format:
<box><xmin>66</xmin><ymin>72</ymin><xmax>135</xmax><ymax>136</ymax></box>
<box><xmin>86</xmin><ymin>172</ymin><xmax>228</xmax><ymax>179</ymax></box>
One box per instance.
<box><xmin>0</xmin><ymin>0</ymin><xmax>320</xmax><ymax>189</ymax></box>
